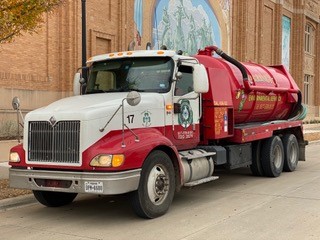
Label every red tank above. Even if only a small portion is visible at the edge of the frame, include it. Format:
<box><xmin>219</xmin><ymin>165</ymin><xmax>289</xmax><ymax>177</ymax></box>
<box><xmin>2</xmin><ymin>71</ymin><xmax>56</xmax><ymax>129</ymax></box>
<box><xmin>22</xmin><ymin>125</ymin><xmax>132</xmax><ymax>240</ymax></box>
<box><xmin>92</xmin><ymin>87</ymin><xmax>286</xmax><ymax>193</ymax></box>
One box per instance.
<box><xmin>194</xmin><ymin>46</ymin><xmax>301</xmax><ymax>140</ymax></box>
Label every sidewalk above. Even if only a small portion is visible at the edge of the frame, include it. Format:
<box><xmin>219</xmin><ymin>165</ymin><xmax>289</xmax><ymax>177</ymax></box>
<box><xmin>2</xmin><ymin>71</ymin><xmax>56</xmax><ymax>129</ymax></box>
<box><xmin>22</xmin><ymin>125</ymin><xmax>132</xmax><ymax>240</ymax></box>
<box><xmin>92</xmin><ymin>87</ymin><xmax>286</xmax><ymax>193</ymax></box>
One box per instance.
<box><xmin>302</xmin><ymin>123</ymin><xmax>320</xmax><ymax>142</ymax></box>
<box><xmin>0</xmin><ymin>140</ymin><xmax>17</xmax><ymax>179</ymax></box>
<box><xmin>0</xmin><ymin>140</ymin><xmax>19</xmax><ymax>163</ymax></box>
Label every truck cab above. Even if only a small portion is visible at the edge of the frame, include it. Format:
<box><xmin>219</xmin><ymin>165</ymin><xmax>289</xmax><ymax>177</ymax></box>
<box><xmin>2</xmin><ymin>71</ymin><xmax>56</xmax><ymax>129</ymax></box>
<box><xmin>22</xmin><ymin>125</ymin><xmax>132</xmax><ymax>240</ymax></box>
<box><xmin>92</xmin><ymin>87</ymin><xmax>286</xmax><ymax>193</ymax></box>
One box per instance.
<box><xmin>9</xmin><ymin>50</ymin><xmax>211</xmax><ymax>219</ymax></box>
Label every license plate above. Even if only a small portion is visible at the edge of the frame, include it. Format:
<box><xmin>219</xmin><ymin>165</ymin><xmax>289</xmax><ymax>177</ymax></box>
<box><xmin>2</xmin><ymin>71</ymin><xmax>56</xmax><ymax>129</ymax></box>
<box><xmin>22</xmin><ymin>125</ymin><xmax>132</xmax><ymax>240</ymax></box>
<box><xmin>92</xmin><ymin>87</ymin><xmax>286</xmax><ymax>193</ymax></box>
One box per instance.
<box><xmin>84</xmin><ymin>181</ymin><xmax>104</xmax><ymax>193</ymax></box>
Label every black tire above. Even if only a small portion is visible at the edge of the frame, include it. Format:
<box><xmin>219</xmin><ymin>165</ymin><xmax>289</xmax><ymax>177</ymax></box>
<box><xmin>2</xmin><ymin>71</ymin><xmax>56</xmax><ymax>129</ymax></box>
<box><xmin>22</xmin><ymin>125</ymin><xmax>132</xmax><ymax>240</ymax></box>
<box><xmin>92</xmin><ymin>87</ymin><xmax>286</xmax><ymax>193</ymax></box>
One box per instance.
<box><xmin>282</xmin><ymin>134</ymin><xmax>299</xmax><ymax>172</ymax></box>
<box><xmin>250</xmin><ymin>141</ymin><xmax>264</xmax><ymax>176</ymax></box>
<box><xmin>130</xmin><ymin>150</ymin><xmax>175</xmax><ymax>219</ymax></box>
<box><xmin>261</xmin><ymin>136</ymin><xmax>284</xmax><ymax>177</ymax></box>
<box><xmin>33</xmin><ymin>190</ymin><xmax>78</xmax><ymax>207</ymax></box>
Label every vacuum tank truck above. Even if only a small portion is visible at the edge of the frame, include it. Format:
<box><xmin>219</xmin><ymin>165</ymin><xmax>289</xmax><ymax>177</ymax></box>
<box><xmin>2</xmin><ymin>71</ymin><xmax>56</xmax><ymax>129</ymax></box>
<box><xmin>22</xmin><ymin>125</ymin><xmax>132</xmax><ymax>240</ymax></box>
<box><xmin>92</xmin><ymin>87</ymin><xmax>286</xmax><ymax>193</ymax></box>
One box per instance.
<box><xmin>9</xmin><ymin>46</ymin><xmax>307</xmax><ymax>218</ymax></box>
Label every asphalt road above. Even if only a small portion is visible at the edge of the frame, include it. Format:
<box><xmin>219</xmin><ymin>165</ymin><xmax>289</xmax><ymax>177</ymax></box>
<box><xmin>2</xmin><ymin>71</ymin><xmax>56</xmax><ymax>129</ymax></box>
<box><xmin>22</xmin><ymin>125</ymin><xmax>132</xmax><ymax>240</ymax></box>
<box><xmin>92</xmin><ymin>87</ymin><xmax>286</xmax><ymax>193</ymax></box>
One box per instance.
<box><xmin>1</xmin><ymin>142</ymin><xmax>320</xmax><ymax>240</ymax></box>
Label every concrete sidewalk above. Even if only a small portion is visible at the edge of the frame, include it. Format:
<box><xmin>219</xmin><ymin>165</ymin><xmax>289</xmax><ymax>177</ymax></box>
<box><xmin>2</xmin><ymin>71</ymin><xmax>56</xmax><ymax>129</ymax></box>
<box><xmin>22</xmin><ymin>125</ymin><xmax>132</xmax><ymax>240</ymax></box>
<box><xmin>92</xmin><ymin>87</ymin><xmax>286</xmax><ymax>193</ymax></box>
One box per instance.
<box><xmin>0</xmin><ymin>140</ymin><xmax>19</xmax><ymax>163</ymax></box>
<box><xmin>0</xmin><ymin>140</ymin><xmax>17</xmax><ymax>179</ymax></box>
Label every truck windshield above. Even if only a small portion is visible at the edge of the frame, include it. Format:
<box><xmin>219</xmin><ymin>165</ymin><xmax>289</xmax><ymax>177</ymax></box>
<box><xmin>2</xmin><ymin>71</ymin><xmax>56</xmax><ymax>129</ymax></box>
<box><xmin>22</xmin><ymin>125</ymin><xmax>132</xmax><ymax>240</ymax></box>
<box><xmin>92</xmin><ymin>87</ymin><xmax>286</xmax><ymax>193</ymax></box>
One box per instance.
<box><xmin>86</xmin><ymin>57</ymin><xmax>173</xmax><ymax>94</ymax></box>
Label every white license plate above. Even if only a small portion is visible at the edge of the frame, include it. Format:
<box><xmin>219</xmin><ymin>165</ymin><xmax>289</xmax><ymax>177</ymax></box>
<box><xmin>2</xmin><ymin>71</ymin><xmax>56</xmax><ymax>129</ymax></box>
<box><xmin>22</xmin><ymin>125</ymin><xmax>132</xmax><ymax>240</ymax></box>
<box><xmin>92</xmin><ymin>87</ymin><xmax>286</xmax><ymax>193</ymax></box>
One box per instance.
<box><xmin>84</xmin><ymin>181</ymin><xmax>104</xmax><ymax>193</ymax></box>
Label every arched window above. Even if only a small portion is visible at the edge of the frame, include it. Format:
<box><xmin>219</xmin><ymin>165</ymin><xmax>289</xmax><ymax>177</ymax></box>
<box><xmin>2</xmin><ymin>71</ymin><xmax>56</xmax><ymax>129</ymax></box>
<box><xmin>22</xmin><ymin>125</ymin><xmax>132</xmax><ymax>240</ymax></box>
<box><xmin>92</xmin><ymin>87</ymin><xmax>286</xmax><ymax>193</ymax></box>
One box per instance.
<box><xmin>305</xmin><ymin>23</ymin><xmax>315</xmax><ymax>54</ymax></box>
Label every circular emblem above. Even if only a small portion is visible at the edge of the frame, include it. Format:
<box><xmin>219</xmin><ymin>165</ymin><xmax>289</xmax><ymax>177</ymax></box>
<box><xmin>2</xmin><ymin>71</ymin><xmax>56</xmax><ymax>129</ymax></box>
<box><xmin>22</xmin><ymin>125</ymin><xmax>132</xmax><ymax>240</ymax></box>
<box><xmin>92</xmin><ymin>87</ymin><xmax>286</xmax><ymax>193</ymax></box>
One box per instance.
<box><xmin>178</xmin><ymin>100</ymin><xmax>193</xmax><ymax>129</ymax></box>
<box><xmin>142</xmin><ymin>110</ymin><xmax>151</xmax><ymax>127</ymax></box>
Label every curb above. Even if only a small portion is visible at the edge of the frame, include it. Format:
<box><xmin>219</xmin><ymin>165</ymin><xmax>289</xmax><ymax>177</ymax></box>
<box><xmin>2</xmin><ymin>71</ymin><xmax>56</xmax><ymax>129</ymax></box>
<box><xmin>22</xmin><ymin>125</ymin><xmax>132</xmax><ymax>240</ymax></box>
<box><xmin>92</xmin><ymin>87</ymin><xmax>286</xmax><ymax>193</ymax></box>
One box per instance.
<box><xmin>0</xmin><ymin>194</ymin><xmax>36</xmax><ymax>211</ymax></box>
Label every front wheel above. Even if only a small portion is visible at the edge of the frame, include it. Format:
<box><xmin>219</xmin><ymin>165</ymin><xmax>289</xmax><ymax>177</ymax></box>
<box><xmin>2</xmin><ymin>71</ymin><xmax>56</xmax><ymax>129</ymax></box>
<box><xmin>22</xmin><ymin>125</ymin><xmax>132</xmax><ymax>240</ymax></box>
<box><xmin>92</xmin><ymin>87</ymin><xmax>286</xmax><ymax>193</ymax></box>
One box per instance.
<box><xmin>33</xmin><ymin>190</ymin><xmax>78</xmax><ymax>207</ymax></box>
<box><xmin>130</xmin><ymin>150</ymin><xmax>175</xmax><ymax>219</ymax></box>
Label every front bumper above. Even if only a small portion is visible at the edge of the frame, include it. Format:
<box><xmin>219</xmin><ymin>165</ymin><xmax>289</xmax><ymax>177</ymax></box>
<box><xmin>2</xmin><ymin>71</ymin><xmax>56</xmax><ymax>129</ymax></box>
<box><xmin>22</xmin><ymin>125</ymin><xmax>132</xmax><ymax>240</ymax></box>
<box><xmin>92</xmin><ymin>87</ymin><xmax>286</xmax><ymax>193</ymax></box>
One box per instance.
<box><xmin>9</xmin><ymin>168</ymin><xmax>141</xmax><ymax>195</ymax></box>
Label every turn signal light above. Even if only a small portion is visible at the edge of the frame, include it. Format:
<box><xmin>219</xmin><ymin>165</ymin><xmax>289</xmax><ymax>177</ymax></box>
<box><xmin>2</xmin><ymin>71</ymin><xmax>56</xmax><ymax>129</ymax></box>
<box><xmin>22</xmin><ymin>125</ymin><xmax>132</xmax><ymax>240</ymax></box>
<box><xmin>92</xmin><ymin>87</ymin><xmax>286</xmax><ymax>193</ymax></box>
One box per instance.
<box><xmin>112</xmin><ymin>155</ymin><xmax>125</xmax><ymax>167</ymax></box>
<box><xmin>90</xmin><ymin>154</ymin><xmax>125</xmax><ymax>168</ymax></box>
<box><xmin>166</xmin><ymin>104</ymin><xmax>173</xmax><ymax>111</ymax></box>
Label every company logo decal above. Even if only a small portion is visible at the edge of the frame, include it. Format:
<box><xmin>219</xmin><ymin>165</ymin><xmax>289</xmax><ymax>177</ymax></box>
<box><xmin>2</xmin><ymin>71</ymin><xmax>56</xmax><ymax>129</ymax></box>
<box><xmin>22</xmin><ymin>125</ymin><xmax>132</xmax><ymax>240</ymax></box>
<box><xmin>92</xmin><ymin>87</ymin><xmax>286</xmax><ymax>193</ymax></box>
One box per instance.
<box><xmin>49</xmin><ymin>116</ymin><xmax>57</xmax><ymax>127</ymax></box>
<box><xmin>235</xmin><ymin>89</ymin><xmax>247</xmax><ymax>112</ymax></box>
<box><xmin>178</xmin><ymin>100</ymin><xmax>193</xmax><ymax>129</ymax></box>
<box><xmin>142</xmin><ymin>110</ymin><xmax>152</xmax><ymax>127</ymax></box>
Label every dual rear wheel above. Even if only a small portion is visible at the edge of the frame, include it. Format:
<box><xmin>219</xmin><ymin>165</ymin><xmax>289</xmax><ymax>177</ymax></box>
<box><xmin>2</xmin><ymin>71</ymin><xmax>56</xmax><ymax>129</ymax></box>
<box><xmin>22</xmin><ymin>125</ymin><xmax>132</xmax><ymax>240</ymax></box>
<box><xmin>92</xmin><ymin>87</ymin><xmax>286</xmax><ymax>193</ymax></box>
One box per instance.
<box><xmin>250</xmin><ymin>134</ymin><xmax>299</xmax><ymax>177</ymax></box>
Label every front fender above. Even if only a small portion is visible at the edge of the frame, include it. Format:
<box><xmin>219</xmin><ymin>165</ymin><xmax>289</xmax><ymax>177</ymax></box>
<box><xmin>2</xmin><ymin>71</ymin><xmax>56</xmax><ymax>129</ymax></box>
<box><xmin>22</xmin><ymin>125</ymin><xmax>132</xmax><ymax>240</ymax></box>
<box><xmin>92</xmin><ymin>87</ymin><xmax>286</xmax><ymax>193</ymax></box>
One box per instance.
<box><xmin>82</xmin><ymin>128</ymin><xmax>179</xmax><ymax>171</ymax></box>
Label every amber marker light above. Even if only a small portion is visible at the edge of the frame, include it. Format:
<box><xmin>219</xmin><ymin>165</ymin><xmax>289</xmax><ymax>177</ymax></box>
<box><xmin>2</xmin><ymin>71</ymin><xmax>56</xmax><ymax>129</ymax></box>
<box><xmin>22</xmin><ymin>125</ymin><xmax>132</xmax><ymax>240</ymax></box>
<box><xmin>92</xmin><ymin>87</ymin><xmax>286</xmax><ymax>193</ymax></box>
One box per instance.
<box><xmin>117</xmin><ymin>52</ymin><xmax>123</xmax><ymax>56</ymax></box>
<box><xmin>157</xmin><ymin>51</ymin><xmax>164</xmax><ymax>54</ymax></box>
<box><xmin>109</xmin><ymin>53</ymin><xmax>115</xmax><ymax>57</ymax></box>
<box><xmin>90</xmin><ymin>154</ymin><xmax>125</xmax><ymax>168</ymax></box>
<box><xmin>166</xmin><ymin>104</ymin><xmax>173</xmax><ymax>111</ymax></box>
<box><xmin>126</xmin><ymin>52</ymin><xmax>133</xmax><ymax>55</ymax></box>
<box><xmin>112</xmin><ymin>154</ymin><xmax>125</xmax><ymax>167</ymax></box>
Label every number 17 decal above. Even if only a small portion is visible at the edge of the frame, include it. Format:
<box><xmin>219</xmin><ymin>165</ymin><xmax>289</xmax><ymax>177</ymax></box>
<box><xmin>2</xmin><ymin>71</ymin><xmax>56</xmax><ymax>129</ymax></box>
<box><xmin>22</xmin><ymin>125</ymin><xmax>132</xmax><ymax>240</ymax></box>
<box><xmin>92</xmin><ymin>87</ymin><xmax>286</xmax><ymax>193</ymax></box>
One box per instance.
<box><xmin>127</xmin><ymin>114</ymin><xmax>134</xmax><ymax>124</ymax></box>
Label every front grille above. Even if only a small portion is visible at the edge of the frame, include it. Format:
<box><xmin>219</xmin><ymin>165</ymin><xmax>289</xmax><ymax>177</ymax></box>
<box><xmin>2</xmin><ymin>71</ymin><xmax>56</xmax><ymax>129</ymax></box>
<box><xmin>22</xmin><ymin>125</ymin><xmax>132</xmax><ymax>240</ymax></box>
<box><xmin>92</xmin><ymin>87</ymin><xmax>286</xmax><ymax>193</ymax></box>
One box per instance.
<box><xmin>28</xmin><ymin>121</ymin><xmax>80</xmax><ymax>164</ymax></box>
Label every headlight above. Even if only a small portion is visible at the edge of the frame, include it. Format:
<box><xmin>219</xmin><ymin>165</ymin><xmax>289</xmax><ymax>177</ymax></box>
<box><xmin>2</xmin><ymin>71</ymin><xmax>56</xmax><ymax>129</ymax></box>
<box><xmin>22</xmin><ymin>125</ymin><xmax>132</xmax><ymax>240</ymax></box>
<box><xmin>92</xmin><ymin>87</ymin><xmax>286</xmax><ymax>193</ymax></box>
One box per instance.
<box><xmin>9</xmin><ymin>152</ymin><xmax>20</xmax><ymax>163</ymax></box>
<box><xmin>90</xmin><ymin>154</ymin><xmax>124</xmax><ymax>167</ymax></box>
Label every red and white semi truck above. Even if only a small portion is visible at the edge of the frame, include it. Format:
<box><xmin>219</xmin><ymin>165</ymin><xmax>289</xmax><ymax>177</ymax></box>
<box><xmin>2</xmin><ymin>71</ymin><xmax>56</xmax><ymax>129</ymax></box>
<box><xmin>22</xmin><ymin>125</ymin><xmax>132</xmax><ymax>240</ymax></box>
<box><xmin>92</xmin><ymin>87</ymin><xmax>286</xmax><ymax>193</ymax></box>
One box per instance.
<box><xmin>9</xmin><ymin>46</ymin><xmax>307</xmax><ymax>218</ymax></box>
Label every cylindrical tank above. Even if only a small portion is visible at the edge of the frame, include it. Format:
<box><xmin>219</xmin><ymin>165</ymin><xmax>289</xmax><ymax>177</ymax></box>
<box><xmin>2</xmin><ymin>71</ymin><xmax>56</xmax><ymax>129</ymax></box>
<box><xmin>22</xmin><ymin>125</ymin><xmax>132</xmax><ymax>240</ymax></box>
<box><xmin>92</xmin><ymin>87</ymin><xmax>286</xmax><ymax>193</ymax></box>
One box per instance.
<box><xmin>195</xmin><ymin>48</ymin><xmax>301</xmax><ymax>124</ymax></box>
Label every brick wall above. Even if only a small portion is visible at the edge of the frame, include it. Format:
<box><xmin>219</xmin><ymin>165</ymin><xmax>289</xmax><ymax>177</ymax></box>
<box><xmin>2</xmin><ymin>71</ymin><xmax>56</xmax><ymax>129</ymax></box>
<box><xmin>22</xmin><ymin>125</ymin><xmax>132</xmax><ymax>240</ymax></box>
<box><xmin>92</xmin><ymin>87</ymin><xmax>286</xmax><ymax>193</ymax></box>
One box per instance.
<box><xmin>0</xmin><ymin>0</ymin><xmax>134</xmax><ymax>138</ymax></box>
<box><xmin>0</xmin><ymin>0</ymin><xmax>319</xmax><ymax>138</ymax></box>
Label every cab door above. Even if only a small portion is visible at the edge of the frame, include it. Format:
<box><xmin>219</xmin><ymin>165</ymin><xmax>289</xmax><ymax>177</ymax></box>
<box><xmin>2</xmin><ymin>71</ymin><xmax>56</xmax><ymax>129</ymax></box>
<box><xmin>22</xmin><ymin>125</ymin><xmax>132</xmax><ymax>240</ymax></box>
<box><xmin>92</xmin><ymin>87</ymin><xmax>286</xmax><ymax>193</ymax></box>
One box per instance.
<box><xmin>170</xmin><ymin>64</ymin><xmax>201</xmax><ymax>150</ymax></box>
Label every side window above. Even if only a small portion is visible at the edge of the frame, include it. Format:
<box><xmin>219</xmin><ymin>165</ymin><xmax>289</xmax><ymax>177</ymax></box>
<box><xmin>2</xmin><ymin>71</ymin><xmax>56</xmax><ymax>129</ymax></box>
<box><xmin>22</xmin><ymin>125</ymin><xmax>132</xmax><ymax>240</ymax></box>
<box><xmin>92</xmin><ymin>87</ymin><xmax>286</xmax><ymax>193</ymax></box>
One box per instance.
<box><xmin>95</xmin><ymin>71</ymin><xmax>115</xmax><ymax>91</ymax></box>
<box><xmin>175</xmin><ymin>65</ymin><xmax>194</xmax><ymax>96</ymax></box>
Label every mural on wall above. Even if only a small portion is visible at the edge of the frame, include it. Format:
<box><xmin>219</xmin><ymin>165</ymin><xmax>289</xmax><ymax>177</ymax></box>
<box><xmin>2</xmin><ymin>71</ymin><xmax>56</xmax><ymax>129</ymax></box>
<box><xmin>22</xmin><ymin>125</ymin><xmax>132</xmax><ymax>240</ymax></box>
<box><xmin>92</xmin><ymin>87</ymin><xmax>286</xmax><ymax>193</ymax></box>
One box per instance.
<box><xmin>282</xmin><ymin>16</ymin><xmax>291</xmax><ymax>71</ymax></box>
<box><xmin>134</xmin><ymin>0</ymin><xmax>143</xmax><ymax>47</ymax></box>
<box><xmin>219</xmin><ymin>0</ymin><xmax>231</xmax><ymax>21</ymax></box>
<box><xmin>153</xmin><ymin>0</ymin><xmax>221</xmax><ymax>54</ymax></box>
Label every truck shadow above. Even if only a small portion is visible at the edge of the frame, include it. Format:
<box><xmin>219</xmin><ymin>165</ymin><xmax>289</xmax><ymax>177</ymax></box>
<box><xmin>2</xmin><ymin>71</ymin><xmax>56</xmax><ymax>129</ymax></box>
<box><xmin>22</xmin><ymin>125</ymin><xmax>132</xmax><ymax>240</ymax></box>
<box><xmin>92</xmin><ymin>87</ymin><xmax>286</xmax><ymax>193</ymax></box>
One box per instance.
<box><xmin>30</xmin><ymin>167</ymin><xmax>261</xmax><ymax>220</ymax></box>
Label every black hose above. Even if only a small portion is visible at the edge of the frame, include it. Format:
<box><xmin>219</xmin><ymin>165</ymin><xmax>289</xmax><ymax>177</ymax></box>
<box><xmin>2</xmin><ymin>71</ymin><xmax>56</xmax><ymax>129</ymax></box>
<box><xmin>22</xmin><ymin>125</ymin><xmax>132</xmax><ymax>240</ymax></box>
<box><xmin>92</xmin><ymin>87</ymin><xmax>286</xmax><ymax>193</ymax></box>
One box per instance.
<box><xmin>210</xmin><ymin>47</ymin><xmax>248</xmax><ymax>81</ymax></box>
<box><xmin>289</xmin><ymin>90</ymin><xmax>303</xmax><ymax>119</ymax></box>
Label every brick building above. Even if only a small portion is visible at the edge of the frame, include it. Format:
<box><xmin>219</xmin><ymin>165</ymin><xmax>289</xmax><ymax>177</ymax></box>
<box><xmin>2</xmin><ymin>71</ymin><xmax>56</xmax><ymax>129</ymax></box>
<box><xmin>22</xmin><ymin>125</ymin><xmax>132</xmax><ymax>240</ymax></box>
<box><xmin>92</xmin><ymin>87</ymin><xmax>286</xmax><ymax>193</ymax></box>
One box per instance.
<box><xmin>0</xmin><ymin>0</ymin><xmax>319</xmax><ymax>138</ymax></box>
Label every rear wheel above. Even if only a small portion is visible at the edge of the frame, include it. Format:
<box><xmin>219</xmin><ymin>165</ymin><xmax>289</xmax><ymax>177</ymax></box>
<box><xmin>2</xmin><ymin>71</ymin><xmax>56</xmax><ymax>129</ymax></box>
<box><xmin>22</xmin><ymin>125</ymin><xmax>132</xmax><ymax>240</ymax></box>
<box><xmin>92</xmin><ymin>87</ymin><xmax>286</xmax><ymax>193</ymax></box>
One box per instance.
<box><xmin>33</xmin><ymin>190</ymin><xmax>77</xmax><ymax>207</ymax></box>
<box><xmin>250</xmin><ymin>141</ymin><xmax>264</xmax><ymax>176</ymax></box>
<box><xmin>282</xmin><ymin>134</ymin><xmax>299</xmax><ymax>172</ymax></box>
<box><xmin>130</xmin><ymin>150</ymin><xmax>175</xmax><ymax>219</ymax></box>
<box><xmin>261</xmin><ymin>136</ymin><xmax>284</xmax><ymax>177</ymax></box>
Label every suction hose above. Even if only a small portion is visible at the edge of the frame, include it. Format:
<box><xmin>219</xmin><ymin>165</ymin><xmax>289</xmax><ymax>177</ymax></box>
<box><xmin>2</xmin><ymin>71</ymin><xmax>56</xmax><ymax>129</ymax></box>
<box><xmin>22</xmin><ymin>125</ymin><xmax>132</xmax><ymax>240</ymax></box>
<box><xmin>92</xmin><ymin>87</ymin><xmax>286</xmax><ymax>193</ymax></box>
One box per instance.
<box><xmin>199</xmin><ymin>46</ymin><xmax>250</xmax><ymax>90</ymax></box>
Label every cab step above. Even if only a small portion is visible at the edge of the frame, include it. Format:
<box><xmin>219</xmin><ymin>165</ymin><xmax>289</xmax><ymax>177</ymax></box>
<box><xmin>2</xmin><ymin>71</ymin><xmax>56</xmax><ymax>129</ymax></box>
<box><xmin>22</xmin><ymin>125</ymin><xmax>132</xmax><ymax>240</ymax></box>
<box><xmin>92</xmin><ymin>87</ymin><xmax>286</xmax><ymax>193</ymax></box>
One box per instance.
<box><xmin>184</xmin><ymin>176</ymin><xmax>219</xmax><ymax>187</ymax></box>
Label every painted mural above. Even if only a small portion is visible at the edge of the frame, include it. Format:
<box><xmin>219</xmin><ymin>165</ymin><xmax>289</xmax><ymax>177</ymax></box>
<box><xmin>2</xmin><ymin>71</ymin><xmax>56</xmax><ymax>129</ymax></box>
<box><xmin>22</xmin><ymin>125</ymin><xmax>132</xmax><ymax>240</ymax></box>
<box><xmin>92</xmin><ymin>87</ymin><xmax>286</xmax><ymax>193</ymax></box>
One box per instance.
<box><xmin>134</xmin><ymin>0</ymin><xmax>143</xmax><ymax>46</ymax></box>
<box><xmin>282</xmin><ymin>16</ymin><xmax>291</xmax><ymax>71</ymax></box>
<box><xmin>153</xmin><ymin>0</ymin><xmax>221</xmax><ymax>54</ymax></box>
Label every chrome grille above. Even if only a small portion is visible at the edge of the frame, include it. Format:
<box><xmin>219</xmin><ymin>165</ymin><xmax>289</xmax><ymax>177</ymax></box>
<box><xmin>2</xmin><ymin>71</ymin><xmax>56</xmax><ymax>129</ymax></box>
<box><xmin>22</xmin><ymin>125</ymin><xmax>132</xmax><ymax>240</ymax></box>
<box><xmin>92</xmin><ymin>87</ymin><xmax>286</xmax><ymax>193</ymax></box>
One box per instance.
<box><xmin>28</xmin><ymin>121</ymin><xmax>80</xmax><ymax>164</ymax></box>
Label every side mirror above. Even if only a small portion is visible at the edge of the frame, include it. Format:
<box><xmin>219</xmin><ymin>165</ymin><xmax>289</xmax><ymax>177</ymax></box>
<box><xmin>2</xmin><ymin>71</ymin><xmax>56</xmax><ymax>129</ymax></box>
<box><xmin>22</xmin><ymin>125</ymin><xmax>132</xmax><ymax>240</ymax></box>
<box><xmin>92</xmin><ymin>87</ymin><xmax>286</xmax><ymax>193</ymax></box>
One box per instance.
<box><xmin>73</xmin><ymin>73</ymin><xmax>81</xmax><ymax>95</ymax></box>
<box><xmin>175</xmin><ymin>71</ymin><xmax>182</xmax><ymax>80</ymax></box>
<box><xmin>193</xmin><ymin>64</ymin><xmax>209</xmax><ymax>93</ymax></box>
<box><xmin>11</xmin><ymin>97</ymin><xmax>24</xmax><ymax>143</ymax></box>
<box><xmin>126</xmin><ymin>91</ymin><xmax>141</xmax><ymax>106</ymax></box>
<box><xmin>12</xmin><ymin>97</ymin><xmax>20</xmax><ymax>110</ymax></box>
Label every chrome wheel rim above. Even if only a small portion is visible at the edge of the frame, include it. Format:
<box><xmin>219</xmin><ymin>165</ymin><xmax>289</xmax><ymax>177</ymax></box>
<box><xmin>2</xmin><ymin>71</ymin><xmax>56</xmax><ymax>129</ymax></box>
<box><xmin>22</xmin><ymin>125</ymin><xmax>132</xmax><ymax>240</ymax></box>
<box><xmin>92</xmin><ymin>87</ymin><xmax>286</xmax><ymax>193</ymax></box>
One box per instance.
<box><xmin>273</xmin><ymin>145</ymin><xmax>282</xmax><ymax>169</ymax></box>
<box><xmin>289</xmin><ymin>142</ymin><xmax>298</xmax><ymax>166</ymax></box>
<box><xmin>147</xmin><ymin>164</ymin><xmax>170</xmax><ymax>205</ymax></box>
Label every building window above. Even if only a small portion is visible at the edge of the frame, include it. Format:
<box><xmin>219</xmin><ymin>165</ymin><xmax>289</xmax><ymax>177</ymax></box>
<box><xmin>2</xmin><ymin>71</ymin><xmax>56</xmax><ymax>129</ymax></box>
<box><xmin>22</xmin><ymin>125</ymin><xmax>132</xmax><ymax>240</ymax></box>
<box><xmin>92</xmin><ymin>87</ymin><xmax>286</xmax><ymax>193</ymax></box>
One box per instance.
<box><xmin>303</xmin><ymin>74</ymin><xmax>314</xmax><ymax>105</ymax></box>
<box><xmin>305</xmin><ymin>23</ymin><xmax>315</xmax><ymax>54</ymax></box>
